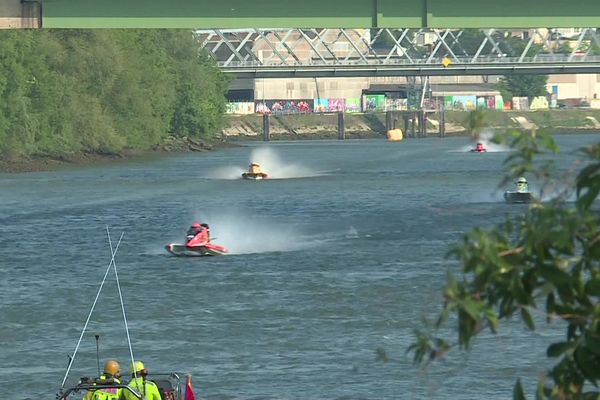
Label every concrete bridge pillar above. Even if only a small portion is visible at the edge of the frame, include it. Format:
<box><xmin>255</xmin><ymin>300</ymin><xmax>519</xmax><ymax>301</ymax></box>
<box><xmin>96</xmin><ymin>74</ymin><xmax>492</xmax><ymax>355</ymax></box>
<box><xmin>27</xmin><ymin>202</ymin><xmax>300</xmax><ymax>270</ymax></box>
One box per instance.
<box><xmin>0</xmin><ymin>0</ymin><xmax>40</xmax><ymax>29</ymax></box>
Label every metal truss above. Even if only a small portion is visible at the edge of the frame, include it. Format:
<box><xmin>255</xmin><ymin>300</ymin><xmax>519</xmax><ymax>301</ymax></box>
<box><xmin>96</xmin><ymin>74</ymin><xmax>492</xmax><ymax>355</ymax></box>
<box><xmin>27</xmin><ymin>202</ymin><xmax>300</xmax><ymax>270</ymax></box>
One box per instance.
<box><xmin>196</xmin><ymin>28</ymin><xmax>600</xmax><ymax>77</ymax></box>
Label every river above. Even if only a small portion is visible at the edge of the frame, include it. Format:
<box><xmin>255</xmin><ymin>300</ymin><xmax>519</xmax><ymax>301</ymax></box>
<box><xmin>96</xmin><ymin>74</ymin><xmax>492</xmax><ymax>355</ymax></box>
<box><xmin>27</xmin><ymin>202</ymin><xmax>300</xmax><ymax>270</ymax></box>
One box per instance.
<box><xmin>0</xmin><ymin>134</ymin><xmax>597</xmax><ymax>399</ymax></box>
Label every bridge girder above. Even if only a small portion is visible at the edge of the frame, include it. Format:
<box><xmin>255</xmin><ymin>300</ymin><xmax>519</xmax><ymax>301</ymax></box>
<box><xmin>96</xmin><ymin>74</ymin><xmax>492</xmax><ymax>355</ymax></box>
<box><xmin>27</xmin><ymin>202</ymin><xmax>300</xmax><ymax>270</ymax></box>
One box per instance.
<box><xmin>199</xmin><ymin>28</ymin><xmax>600</xmax><ymax>78</ymax></box>
<box><xmin>41</xmin><ymin>0</ymin><xmax>600</xmax><ymax>29</ymax></box>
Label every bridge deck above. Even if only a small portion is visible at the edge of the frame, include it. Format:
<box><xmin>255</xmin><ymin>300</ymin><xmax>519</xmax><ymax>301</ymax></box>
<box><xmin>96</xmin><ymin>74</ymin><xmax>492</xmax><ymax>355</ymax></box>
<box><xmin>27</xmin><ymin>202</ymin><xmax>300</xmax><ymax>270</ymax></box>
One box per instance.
<box><xmin>41</xmin><ymin>0</ymin><xmax>600</xmax><ymax>29</ymax></box>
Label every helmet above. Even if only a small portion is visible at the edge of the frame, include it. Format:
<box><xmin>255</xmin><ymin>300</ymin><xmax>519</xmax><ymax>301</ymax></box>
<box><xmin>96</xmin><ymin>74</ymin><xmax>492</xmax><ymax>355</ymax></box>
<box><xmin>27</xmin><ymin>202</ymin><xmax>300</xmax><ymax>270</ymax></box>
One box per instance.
<box><xmin>131</xmin><ymin>360</ymin><xmax>146</xmax><ymax>374</ymax></box>
<box><xmin>517</xmin><ymin>177</ymin><xmax>527</xmax><ymax>183</ymax></box>
<box><xmin>103</xmin><ymin>360</ymin><xmax>120</xmax><ymax>376</ymax></box>
<box><xmin>191</xmin><ymin>222</ymin><xmax>201</xmax><ymax>228</ymax></box>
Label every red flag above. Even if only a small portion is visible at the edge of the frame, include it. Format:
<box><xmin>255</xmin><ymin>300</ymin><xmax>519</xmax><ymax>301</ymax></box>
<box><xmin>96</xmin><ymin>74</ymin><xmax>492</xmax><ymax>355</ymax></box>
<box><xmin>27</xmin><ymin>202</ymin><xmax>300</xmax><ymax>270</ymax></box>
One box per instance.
<box><xmin>185</xmin><ymin>374</ymin><xmax>196</xmax><ymax>400</ymax></box>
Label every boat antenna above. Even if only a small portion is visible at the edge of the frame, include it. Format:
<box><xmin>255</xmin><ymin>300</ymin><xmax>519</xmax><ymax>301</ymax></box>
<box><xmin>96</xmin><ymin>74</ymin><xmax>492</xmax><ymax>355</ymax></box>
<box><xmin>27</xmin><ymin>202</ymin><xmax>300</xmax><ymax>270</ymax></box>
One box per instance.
<box><xmin>60</xmin><ymin>230</ymin><xmax>124</xmax><ymax>389</ymax></box>
<box><xmin>95</xmin><ymin>334</ymin><xmax>100</xmax><ymax>377</ymax></box>
<box><xmin>105</xmin><ymin>226</ymin><xmax>138</xmax><ymax>386</ymax></box>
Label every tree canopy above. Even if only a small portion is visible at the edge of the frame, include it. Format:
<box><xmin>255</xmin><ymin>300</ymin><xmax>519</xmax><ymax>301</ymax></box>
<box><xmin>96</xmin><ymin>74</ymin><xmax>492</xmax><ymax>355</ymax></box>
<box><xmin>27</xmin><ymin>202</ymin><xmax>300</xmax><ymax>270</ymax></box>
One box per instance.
<box><xmin>408</xmin><ymin>130</ymin><xmax>600</xmax><ymax>399</ymax></box>
<box><xmin>0</xmin><ymin>30</ymin><xmax>230</xmax><ymax>160</ymax></box>
<box><xmin>496</xmin><ymin>74</ymin><xmax>549</xmax><ymax>100</ymax></box>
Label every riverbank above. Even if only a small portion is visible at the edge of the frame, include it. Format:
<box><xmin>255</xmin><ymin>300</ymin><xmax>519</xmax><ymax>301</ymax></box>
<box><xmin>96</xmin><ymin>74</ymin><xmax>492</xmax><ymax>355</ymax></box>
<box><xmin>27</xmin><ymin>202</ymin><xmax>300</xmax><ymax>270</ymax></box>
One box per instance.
<box><xmin>0</xmin><ymin>136</ymin><xmax>234</xmax><ymax>173</ymax></box>
<box><xmin>2</xmin><ymin>110</ymin><xmax>600</xmax><ymax>173</ymax></box>
<box><xmin>222</xmin><ymin>109</ymin><xmax>600</xmax><ymax>140</ymax></box>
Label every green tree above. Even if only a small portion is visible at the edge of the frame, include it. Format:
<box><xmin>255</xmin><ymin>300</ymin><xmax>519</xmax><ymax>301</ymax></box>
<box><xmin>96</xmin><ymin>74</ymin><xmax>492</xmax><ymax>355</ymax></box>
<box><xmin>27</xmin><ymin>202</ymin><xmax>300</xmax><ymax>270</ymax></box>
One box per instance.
<box><xmin>408</xmin><ymin>129</ymin><xmax>600</xmax><ymax>399</ymax></box>
<box><xmin>0</xmin><ymin>29</ymin><xmax>229</xmax><ymax>160</ymax></box>
<box><xmin>495</xmin><ymin>74</ymin><xmax>549</xmax><ymax>101</ymax></box>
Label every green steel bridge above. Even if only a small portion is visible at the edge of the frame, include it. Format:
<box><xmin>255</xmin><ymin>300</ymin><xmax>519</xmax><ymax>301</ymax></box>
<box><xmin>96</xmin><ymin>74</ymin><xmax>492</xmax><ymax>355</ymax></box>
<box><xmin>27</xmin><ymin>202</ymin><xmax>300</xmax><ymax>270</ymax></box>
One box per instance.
<box><xmin>198</xmin><ymin>28</ymin><xmax>600</xmax><ymax>78</ymax></box>
<box><xmin>8</xmin><ymin>1</ymin><xmax>600</xmax><ymax>77</ymax></box>
<box><xmin>38</xmin><ymin>0</ymin><xmax>600</xmax><ymax>29</ymax></box>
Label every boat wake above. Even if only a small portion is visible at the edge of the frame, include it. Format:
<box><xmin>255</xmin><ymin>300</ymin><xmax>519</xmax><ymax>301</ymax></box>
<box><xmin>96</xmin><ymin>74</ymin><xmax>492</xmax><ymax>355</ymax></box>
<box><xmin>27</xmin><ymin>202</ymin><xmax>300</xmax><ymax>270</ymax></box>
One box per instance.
<box><xmin>247</xmin><ymin>147</ymin><xmax>324</xmax><ymax>179</ymax></box>
<box><xmin>449</xmin><ymin>130</ymin><xmax>511</xmax><ymax>153</ymax></box>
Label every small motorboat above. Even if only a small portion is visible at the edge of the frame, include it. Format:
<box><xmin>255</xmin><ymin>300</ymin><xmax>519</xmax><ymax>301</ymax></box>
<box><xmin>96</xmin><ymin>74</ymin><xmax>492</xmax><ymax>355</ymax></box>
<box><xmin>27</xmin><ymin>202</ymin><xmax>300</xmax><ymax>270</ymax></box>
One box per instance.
<box><xmin>165</xmin><ymin>242</ymin><xmax>229</xmax><ymax>257</ymax></box>
<box><xmin>56</xmin><ymin>229</ymin><xmax>198</xmax><ymax>400</ymax></box>
<box><xmin>504</xmin><ymin>190</ymin><xmax>533</xmax><ymax>203</ymax></box>
<box><xmin>58</xmin><ymin>372</ymin><xmax>193</xmax><ymax>400</ymax></box>
<box><xmin>242</xmin><ymin>162</ymin><xmax>268</xmax><ymax>180</ymax></box>
<box><xmin>470</xmin><ymin>142</ymin><xmax>487</xmax><ymax>153</ymax></box>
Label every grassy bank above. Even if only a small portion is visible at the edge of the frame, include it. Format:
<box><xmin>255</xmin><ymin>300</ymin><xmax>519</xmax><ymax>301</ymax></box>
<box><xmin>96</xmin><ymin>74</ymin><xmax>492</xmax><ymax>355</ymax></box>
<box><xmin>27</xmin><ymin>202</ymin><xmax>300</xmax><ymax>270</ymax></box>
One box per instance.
<box><xmin>0</xmin><ymin>137</ymin><xmax>234</xmax><ymax>173</ymax></box>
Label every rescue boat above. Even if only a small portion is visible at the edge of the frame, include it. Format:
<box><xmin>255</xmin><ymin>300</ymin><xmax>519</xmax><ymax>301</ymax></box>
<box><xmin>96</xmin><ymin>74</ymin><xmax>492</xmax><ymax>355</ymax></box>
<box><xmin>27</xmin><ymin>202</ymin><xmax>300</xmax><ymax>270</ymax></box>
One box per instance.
<box><xmin>56</xmin><ymin>229</ymin><xmax>198</xmax><ymax>400</ymax></box>
<box><xmin>242</xmin><ymin>162</ymin><xmax>268</xmax><ymax>180</ymax></box>
<box><xmin>58</xmin><ymin>373</ymin><xmax>193</xmax><ymax>400</ymax></box>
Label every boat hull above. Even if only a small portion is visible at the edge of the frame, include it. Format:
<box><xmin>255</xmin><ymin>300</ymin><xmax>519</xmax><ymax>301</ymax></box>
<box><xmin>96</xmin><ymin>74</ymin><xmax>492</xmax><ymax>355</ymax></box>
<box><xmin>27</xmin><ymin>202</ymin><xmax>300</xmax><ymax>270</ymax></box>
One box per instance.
<box><xmin>242</xmin><ymin>172</ymin><xmax>268</xmax><ymax>180</ymax></box>
<box><xmin>165</xmin><ymin>243</ymin><xmax>228</xmax><ymax>257</ymax></box>
<box><xmin>504</xmin><ymin>191</ymin><xmax>533</xmax><ymax>203</ymax></box>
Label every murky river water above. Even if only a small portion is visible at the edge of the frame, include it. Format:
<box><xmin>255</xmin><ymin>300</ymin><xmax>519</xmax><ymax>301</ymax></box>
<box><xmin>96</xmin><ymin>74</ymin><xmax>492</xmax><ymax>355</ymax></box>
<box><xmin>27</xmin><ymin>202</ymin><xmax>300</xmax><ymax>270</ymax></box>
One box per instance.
<box><xmin>0</xmin><ymin>134</ymin><xmax>597</xmax><ymax>399</ymax></box>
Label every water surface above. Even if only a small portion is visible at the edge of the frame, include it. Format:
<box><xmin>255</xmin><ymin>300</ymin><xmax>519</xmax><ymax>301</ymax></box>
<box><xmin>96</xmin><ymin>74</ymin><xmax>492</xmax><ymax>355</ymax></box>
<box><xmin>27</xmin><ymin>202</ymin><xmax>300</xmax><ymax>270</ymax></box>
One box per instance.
<box><xmin>0</xmin><ymin>134</ymin><xmax>596</xmax><ymax>399</ymax></box>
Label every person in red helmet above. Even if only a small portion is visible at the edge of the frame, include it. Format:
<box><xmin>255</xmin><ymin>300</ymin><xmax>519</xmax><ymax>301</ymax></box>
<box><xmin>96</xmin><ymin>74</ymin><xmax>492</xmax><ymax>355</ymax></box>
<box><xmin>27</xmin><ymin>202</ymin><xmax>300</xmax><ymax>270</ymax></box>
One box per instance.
<box><xmin>186</xmin><ymin>222</ymin><xmax>202</xmax><ymax>241</ymax></box>
<box><xmin>186</xmin><ymin>221</ymin><xmax>211</xmax><ymax>247</ymax></box>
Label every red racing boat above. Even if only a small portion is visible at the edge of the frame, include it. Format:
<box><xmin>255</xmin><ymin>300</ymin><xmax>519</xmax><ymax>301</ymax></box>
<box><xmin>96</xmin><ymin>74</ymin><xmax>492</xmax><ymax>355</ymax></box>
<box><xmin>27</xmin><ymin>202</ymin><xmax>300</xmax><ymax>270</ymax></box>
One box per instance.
<box><xmin>165</xmin><ymin>224</ymin><xmax>229</xmax><ymax>256</ymax></box>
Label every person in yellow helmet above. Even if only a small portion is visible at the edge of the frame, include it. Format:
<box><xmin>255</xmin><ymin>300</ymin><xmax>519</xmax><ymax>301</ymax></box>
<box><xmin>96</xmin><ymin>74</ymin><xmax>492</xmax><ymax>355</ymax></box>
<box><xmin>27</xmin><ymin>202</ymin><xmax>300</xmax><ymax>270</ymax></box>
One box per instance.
<box><xmin>123</xmin><ymin>360</ymin><xmax>162</xmax><ymax>400</ymax></box>
<box><xmin>83</xmin><ymin>359</ymin><xmax>122</xmax><ymax>400</ymax></box>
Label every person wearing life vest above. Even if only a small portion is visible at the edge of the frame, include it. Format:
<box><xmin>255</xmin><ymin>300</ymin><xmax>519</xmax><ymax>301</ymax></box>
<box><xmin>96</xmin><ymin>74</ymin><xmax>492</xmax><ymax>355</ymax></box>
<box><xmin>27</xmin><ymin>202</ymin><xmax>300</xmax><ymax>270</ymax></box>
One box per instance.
<box><xmin>123</xmin><ymin>361</ymin><xmax>162</xmax><ymax>400</ymax></box>
<box><xmin>516</xmin><ymin>176</ymin><xmax>529</xmax><ymax>193</ymax></box>
<box><xmin>83</xmin><ymin>359</ymin><xmax>122</xmax><ymax>400</ymax></box>
<box><xmin>248</xmin><ymin>162</ymin><xmax>263</xmax><ymax>175</ymax></box>
<box><xmin>186</xmin><ymin>221</ymin><xmax>210</xmax><ymax>247</ymax></box>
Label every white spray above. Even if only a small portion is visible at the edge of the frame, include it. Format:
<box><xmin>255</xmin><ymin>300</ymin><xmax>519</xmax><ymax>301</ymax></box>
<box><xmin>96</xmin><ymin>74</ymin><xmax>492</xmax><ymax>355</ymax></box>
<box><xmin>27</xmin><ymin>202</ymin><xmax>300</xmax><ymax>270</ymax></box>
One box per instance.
<box><xmin>192</xmin><ymin>211</ymin><xmax>319</xmax><ymax>255</ymax></box>
<box><xmin>247</xmin><ymin>147</ymin><xmax>321</xmax><ymax>179</ymax></box>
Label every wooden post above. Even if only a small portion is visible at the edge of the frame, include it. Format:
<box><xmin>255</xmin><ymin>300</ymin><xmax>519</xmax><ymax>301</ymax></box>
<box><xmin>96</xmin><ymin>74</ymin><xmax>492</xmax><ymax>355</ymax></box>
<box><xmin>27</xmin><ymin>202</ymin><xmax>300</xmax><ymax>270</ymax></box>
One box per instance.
<box><xmin>262</xmin><ymin>114</ymin><xmax>270</xmax><ymax>141</ymax></box>
<box><xmin>439</xmin><ymin>108</ymin><xmax>446</xmax><ymax>137</ymax></box>
<box><xmin>337</xmin><ymin>112</ymin><xmax>345</xmax><ymax>140</ymax></box>
<box><xmin>385</xmin><ymin>111</ymin><xmax>392</xmax><ymax>131</ymax></box>
<box><xmin>403</xmin><ymin>114</ymin><xmax>409</xmax><ymax>138</ymax></box>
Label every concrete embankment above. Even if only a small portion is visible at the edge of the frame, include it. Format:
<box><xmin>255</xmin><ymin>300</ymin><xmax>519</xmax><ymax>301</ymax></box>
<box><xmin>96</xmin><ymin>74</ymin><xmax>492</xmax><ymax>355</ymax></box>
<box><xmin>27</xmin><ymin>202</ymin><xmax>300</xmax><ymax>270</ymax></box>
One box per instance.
<box><xmin>0</xmin><ymin>0</ymin><xmax>40</xmax><ymax>28</ymax></box>
<box><xmin>222</xmin><ymin>110</ymin><xmax>600</xmax><ymax>139</ymax></box>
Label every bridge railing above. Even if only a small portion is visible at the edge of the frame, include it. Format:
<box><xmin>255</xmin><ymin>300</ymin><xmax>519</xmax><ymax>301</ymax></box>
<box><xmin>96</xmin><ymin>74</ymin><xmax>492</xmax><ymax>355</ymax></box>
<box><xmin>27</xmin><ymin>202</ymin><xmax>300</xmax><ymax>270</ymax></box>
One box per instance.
<box><xmin>217</xmin><ymin>55</ymin><xmax>600</xmax><ymax>68</ymax></box>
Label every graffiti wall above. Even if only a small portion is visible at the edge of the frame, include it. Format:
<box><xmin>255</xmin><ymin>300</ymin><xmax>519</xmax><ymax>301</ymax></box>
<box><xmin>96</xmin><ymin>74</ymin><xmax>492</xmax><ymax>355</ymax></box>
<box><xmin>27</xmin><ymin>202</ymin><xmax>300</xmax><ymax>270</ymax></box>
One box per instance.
<box><xmin>443</xmin><ymin>95</ymin><xmax>503</xmax><ymax>111</ymax></box>
<box><xmin>345</xmin><ymin>98</ymin><xmax>361</xmax><ymax>113</ymax></box>
<box><xmin>226</xmin><ymin>102</ymin><xmax>254</xmax><ymax>115</ymax></box>
<box><xmin>512</xmin><ymin>97</ymin><xmax>530</xmax><ymax>111</ymax></box>
<box><xmin>314</xmin><ymin>98</ymin><xmax>346</xmax><ymax>113</ymax></box>
<box><xmin>363</xmin><ymin>95</ymin><xmax>386</xmax><ymax>112</ymax></box>
<box><xmin>255</xmin><ymin>100</ymin><xmax>313</xmax><ymax>115</ymax></box>
<box><xmin>224</xmin><ymin>94</ymin><xmax>528</xmax><ymax>115</ymax></box>
<box><xmin>385</xmin><ymin>98</ymin><xmax>408</xmax><ymax>111</ymax></box>
<box><xmin>530</xmin><ymin>96</ymin><xmax>549</xmax><ymax>110</ymax></box>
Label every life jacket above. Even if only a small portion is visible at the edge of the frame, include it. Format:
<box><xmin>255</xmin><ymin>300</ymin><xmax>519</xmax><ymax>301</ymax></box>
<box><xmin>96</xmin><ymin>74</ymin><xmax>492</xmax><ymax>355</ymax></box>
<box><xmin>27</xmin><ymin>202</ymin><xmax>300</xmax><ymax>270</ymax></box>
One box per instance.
<box><xmin>123</xmin><ymin>376</ymin><xmax>162</xmax><ymax>400</ymax></box>
<box><xmin>186</xmin><ymin>228</ymin><xmax>210</xmax><ymax>247</ymax></box>
<box><xmin>86</xmin><ymin>375</ymin><xmax>121</xmax><ymax>400</ymax></box>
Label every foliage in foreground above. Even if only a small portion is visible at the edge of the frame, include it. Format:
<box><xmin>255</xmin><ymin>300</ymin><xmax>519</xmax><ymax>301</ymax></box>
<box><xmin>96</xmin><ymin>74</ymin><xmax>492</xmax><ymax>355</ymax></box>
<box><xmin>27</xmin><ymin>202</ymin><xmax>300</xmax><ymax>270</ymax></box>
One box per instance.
<box><xmin>0</xmin><ymin>30</ymin><xmax>229</xmax><ymax>160</ymax></box>
<box><xmin>408</xmin><ymin>130</ymin><xmax>600</xmax><ymax>399</ymax></box>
